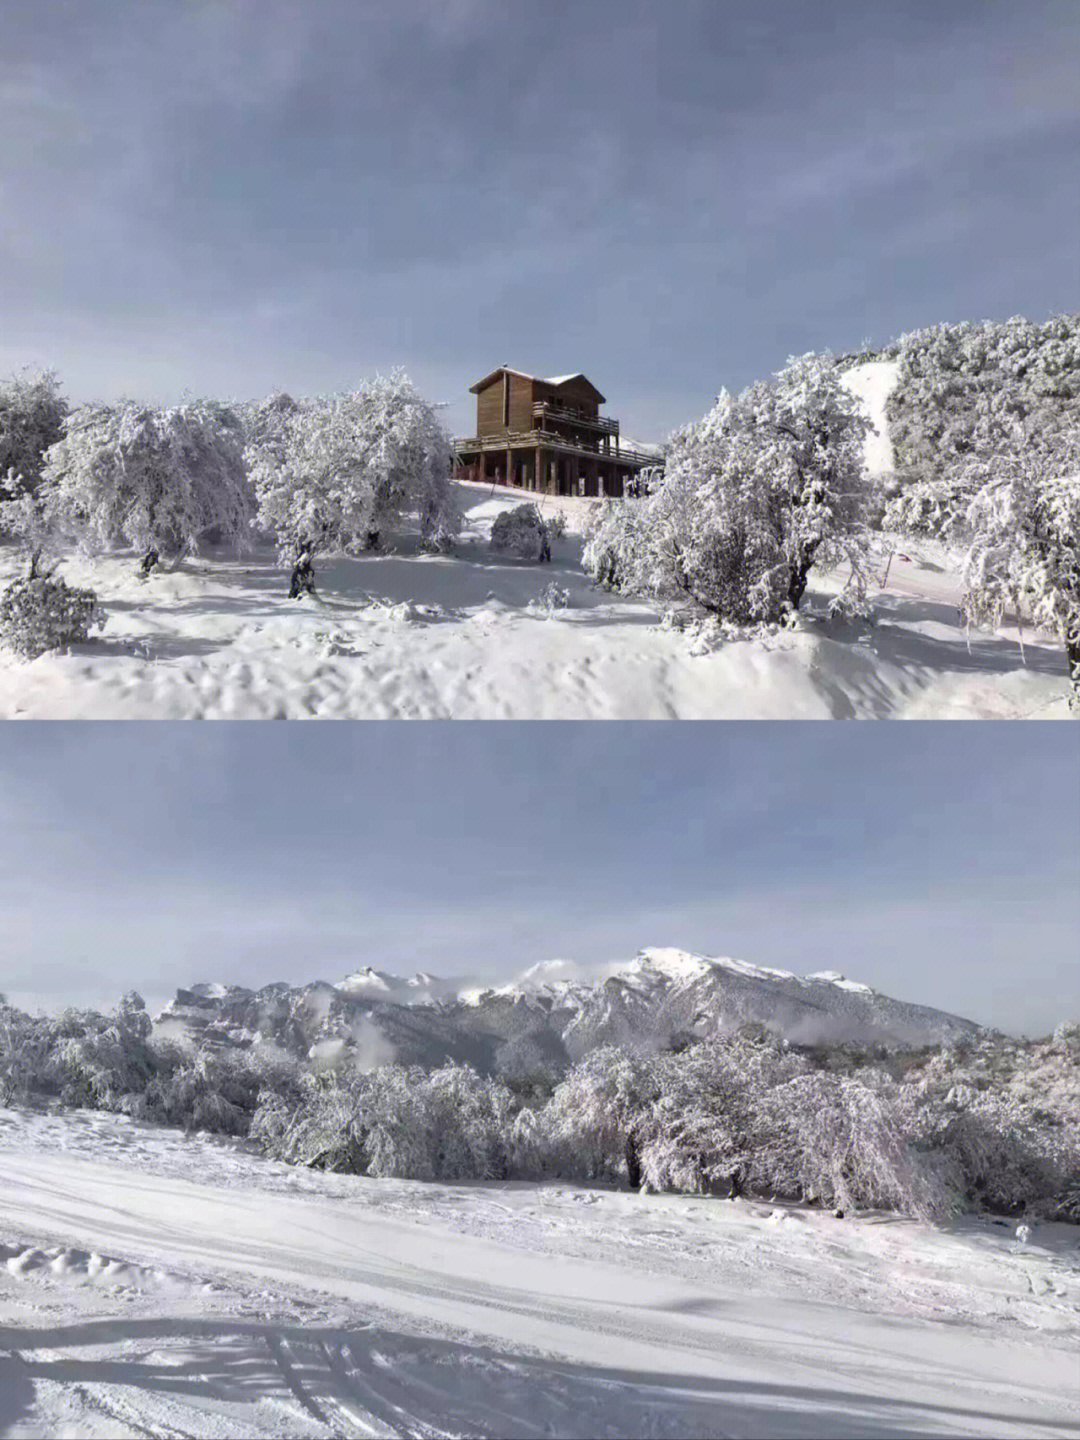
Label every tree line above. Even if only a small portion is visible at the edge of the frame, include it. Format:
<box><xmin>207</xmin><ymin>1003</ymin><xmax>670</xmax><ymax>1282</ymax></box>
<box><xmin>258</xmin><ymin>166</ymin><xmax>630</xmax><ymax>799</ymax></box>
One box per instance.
<box><xmin>1</xmin><ymin>993</ymin><xmax>1076</xmax><ymax>1227</ymax></box>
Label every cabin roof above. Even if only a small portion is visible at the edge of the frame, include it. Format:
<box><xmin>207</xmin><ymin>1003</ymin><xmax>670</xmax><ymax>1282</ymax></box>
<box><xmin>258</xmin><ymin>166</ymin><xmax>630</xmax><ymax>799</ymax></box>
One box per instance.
<box><xmin>469</xmin><ymin>367</ymin><xmax>606</xmax><ymax>404</ymax></box>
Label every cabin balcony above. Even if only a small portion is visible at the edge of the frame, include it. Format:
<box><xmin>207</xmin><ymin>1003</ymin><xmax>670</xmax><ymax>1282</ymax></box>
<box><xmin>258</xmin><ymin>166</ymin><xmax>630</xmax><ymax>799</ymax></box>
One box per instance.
<box><xmin>532</xmin><ymin>402</ymin><xmax>619</xmax><ymax>435</ymax></box>
<box><xmin>453</xmin><ymin>429</ymin><xmax>656</xmax><ymax>469</ymax></box>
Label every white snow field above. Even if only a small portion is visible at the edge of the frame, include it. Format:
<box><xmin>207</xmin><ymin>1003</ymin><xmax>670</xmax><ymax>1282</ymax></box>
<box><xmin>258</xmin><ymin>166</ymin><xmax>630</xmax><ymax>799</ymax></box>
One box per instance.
<box><xmin>1</xmin><ymin>1109</ymin><xmax>1078</xmax><ymax>1439</ymax></box>
<box><xmin>0</xmin><ymin>479</ymin><xmax>1069</xmax><ymax>720</ymax></box>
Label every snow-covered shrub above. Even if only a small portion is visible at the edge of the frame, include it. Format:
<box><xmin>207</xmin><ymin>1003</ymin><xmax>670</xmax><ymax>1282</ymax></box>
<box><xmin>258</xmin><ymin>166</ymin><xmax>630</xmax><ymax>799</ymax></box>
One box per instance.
<box><xmin>882</xmin><ymin>404</ymin><xmax>1080</xmax><ymax>699</ymax></box>
<box><xmin>488</xmin><ymin>503</ymin><xmax>556</xmax><ymax>562</ymax></box>
<box><xmin>355</xmin><ymin>1067</ymin><xmax>441</xmax><ymax>1178</ymax></box>
<box><xmin>143</xmin><ymin>1052</ymin><xmax>249</xmax><ymax>1135</ymax></box>
<box><xmin>0</xmin><ymin>368</ymin><xmax>67</xmax><ymax>523</ymax></box>
<box><xmin>0</xmin><ymin>1005</ymin><xmax>61</xmax><ymax>1104</ymax></box>
<box><xmin>0</xmin><ymin>464</ymin><xmax>60</xmax><ymax>574</ymax></box>
<box><xmin>585</xmin><ymin>354</ymin><xmax>873</xmax><ymax>621</ymax></box>
<box><xmin>0</xmin><ymin>554</ymin><xmax>105</xmax><ymax>659</ymax></box>
<box><xmin>253</xmin><ymin>1068</ymin><xmax>366</xmax><ymax>1169</ymax></box>
<box><xmin>12</xmin><ymin>995</ymin><xmax>159</xmax><ymax>1113</ymax></box>
<box><xmin>528</xmin><ymin>581</ymin><xmax>570</xmax><ymax>618</ymax></box>
<box><xmin>139</xmin><ymin>1043</ymin><xmax>300</xmax><ymax>1137</ymax></box>
<box><xmin>252</xmin><ymin>1063</ymin><xmax>519</xmax><ymax>1180</ymax></box>
<box><xmin>246</xmin><ymin>371</ymin><xmax>460</xmax><ymax>587</ymax></box>
<box><xmin>39</xmin><ymin>400</ymin><xmax>254</xmax><ymax>571</ymax></box>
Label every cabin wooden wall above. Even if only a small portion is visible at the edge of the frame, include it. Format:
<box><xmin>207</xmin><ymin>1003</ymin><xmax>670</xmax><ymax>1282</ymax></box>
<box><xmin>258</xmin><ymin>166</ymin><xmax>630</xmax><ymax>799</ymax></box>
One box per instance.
<box><xmin>475</xmin><ymin>380</ymin><xmax>504</xmax><ymax>438</ymax></box>
<box><xmin>507</xmin><ymin>374</ymin><xmax>536</xmax><ymax>431</ymax></box>
<box><xmin>553</xmin><ymin>378</ymin><xmax>600</xmax><ymax>417</ymax></box>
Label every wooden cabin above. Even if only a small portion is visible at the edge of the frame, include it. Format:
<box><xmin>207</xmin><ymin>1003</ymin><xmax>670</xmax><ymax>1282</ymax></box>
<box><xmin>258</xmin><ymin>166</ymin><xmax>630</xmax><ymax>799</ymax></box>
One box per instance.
<box><xmin>453</xmin><ymin>368</ymin><xmax>653</xmax><ymax>498</ymax></box>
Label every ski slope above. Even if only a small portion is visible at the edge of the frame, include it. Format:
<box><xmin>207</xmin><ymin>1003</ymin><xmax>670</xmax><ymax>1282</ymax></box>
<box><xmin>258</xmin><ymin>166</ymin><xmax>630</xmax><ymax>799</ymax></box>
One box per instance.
<box><xmin>1</xmin><ymin>1108</ymin><xmax>1078</xmax><ymax>1438</ymax></box>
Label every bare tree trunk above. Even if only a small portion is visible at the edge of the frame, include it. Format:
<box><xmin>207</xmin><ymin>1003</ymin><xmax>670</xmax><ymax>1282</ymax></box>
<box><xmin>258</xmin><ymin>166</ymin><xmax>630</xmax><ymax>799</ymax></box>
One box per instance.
<box><xmin>787</xmin><ymin>551</ymin><xmax>815</xmax><ymax>612</ymax></box>
<box><xmin>289</xmin><ymin>543</ymin><xmax>316</xmax><ymax>599</ymax></box>
<box><xmin>1066</xmin><ymin>633</ymin><xmax>1080</xmax><ymax>706</ymax></box>
<box><xmin>625</xmin><ymin>1130</ymin><xmax>642</xmax><ymax>1190</ymax></box>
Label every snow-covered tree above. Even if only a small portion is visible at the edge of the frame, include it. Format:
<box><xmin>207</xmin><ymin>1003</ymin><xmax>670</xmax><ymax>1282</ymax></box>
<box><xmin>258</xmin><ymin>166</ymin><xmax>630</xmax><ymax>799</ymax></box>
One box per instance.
<box><xmin>38</xmin><ymin>401</ymin><xmax>254</xmax><ymax>572</ymax></box>
<box><xmin>757</xmin><ymin>1071</ymin><xmax>953</xmax><ymax>1222</ymax></box>
<box><xmin>0</xmin><ymin>368</ymin><xmax>67</xmax><ymax>523</ymax></box>
<box><xmin>904</xmin><ymin>1030</ymin><xmax>1080</xmax><ymax>1220</ymax></box>
<box><xmin>884</xmin><ymin>314</ymin><xmax>1080</xmax><ymax>500</ymax></box>
<box><xmin>249</xmin><ymin>1063</ymin><xmax>520</xmax><ymax>1181</ymax></box>
<box><xmin>585</xmin><ymin>354</ymin><xmax>874</xmax><ymax>622</ymax></box>
<box><xmin>427</xmin><ymin>1065</ymin><xmax>515</xmax><ymax>1180</ymax></box>
<box><xmin>543</xmin><ymin>1047</ymin><xmax>661</xmax><ymax>1185</ymax></box>
<box><xmin>508</xmin><ymin>1106</ymin><xmax>547</xmax><ymax>1177</ymax></box>
<box><xmin>582</xmin><ymin>499</ymin><xmax>651</xmax><ymax>594</ymax></box>
<box><xmin>245</xmin><ymin>372</ymin><xmax>460</xmax><ymax>590</ymax></box>
<box><xmin>642</xmin><ymin>1030</ymin><xmax>805</xmax><ymax>1197</ymax></box>
<box><xmin>959</xmin><ymin>449</ymin><xmax>1080</xmax><ymax>702</ymax></box>
<box><xmin>884</xmin><ymin>413</ymin><xmax>1080</xmax><ymax>701</ymax></box>
<box><xmin>0</xmin><ymin>465</ymin><xmax>54</xmax><ymax>566</ymax></box>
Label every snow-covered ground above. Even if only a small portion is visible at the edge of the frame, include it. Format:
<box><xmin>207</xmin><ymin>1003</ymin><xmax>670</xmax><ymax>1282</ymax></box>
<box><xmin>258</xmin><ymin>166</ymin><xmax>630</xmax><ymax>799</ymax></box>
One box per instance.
<box><xmin>0</xmin><ymin>482</ymin><xmax>1070</xmax><ymax>720</ymax></box>
<box><xmin>1</xmin><ymin>1108</ymin><xmax>1078</xmax><ymax>1439</ymax></box>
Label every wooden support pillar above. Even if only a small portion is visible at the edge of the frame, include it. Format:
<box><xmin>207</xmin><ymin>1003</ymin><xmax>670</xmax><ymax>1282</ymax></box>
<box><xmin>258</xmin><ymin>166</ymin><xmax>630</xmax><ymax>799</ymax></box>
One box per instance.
<box><xmin>535</xmin><ymin>445</ymin><xmax>543</xmax><ymax>494</ymax></box>
<box><xmin>505</xmin><ymin>447</ymin><xmax>513</xmax><ymax>488</ymax></box>
<box><xmin>587</xmin><ymin>456</ymin><xmax>598</xmax><ymax>497</ymax></box>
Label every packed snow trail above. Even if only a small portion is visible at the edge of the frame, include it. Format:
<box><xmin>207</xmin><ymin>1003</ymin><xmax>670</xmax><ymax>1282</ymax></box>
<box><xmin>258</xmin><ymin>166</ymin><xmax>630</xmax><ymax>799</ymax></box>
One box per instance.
<box><xmin>1</xmin><ymin>1122</ymin><xmax>1078</xmax><ymax>1439</ymax></box>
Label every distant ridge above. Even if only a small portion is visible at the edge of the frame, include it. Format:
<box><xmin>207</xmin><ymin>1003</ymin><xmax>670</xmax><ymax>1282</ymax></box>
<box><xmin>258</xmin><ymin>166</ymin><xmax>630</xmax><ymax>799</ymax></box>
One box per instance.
<box><xmin>156</xmin><ymin>948</ymin><xmax>985</xmax><ymax>1073</ymax></box>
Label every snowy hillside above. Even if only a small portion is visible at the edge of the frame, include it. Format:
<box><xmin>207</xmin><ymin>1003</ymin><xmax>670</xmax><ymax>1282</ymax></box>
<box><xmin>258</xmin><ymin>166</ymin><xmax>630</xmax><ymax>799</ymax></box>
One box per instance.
<box><xmin>840</xmin><ymin>359</ymin><xmax>900</xmax><ymax>478</ymax></box>
<box><xmin>156</xmin><ymin>947</ymin><xmax>985</xmax><ymax>1073</ymax></box>
<box><xmin>0</xmin><ymin>1106</ymin><xmax>1077</xmax><ymax>1439</ymax></box>
<box><xmin>1</xmin><ymin>478</ymin><xmax>1071</xmax><ymax>719</ymax></box>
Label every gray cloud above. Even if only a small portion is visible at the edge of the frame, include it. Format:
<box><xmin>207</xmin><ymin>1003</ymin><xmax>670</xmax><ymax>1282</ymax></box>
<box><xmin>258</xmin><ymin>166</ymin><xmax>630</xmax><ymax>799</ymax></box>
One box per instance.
<box><xmin>1</xmin><ymin>1</ymin><xmax>1076</xmax><ymax>438</ymax></box>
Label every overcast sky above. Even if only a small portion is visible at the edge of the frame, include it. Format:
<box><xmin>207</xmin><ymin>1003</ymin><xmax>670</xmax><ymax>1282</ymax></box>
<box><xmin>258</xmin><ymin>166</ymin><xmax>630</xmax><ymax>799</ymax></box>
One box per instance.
<box><xmin>1</xmin><ymin>724</ymin><xmax>1076</xmax><ymax>1037</ymax></box>
<box><xmin>2</xmin><ymin>0</ymin><xmax>1077</xmax><ymax>441</ymax></box>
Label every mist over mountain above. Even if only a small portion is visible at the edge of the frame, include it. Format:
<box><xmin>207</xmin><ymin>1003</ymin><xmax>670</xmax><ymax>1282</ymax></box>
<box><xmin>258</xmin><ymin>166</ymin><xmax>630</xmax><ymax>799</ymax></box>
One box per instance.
<box><xmin>155</xmin><ymin>948</ymin><xmax>985</xmax><ymax>1075</ymax></box>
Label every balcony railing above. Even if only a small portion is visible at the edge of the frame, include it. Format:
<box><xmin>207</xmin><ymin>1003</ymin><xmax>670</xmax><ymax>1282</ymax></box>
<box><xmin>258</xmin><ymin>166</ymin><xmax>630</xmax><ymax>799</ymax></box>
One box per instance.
<box><xmin>532</xmin><ymin>402</ymin><xmax>618</xmax><ymax>435</ymax></box>
<box><xmin>453</xmin><ymin>430</ymin><xmax>657</xmax><ymax>468</ymax></box>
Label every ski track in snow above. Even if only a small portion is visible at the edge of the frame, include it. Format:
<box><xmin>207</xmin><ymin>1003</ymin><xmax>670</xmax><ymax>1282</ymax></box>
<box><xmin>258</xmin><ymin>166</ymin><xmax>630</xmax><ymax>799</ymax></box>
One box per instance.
<box><xmin>1</xmin><ymin>1108</ymin><xmax>1079</xmax><ymax>1438</ymax></box>
<box><xmin>0</xmin><ymin>480</ymin><xmax>1070</xmax><ymax>721</ymax></box>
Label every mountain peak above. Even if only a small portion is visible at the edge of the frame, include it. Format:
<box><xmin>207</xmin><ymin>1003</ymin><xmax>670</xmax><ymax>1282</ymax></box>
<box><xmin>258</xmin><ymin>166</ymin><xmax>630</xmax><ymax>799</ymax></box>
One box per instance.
<box><xmin>156</xmin><ymin>947</ymin><xmax>984</xmax><ymax>1068</ymax></box>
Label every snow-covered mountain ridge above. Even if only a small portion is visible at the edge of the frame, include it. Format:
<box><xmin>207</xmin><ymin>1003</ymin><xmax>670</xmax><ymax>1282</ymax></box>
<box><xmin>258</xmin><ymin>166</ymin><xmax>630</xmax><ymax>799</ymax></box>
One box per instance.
<box><xmin>156</xmin><ymin>948</ymin><xmax>984</xmax><ymax>1073</ymax></box>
